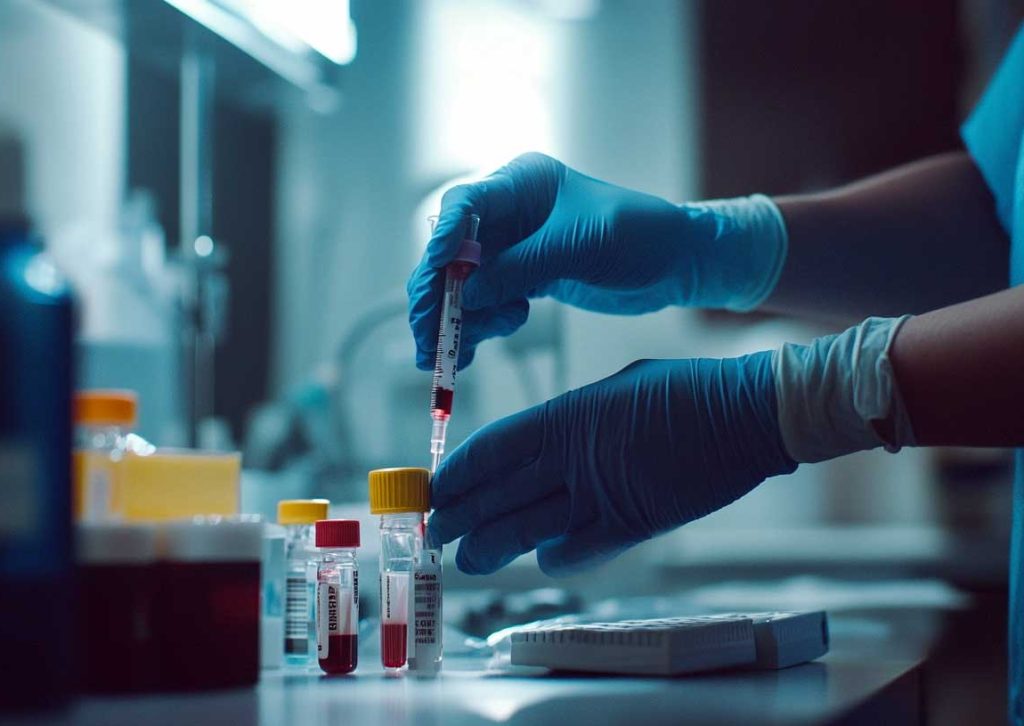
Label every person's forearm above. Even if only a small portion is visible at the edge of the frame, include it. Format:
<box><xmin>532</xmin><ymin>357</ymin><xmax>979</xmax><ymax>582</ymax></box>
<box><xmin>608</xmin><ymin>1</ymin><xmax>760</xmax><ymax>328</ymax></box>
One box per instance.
<box><xmin>766</xmin><ymin>152</ymin><xmax>1009</xmax><ymax>321</ymax></box>
<box><xmin>889</xmin><ymin>285</ymin><xmax>1024</xmax><ymax>446</ymax></box>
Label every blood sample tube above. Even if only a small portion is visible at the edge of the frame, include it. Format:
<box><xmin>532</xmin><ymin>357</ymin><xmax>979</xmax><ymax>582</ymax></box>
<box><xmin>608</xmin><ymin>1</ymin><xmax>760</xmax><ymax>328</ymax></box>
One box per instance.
<box><xmin>368</xmin><ymin>467</ymin><xmax>433</xmax><ymax>672</ymax></box>
<box><xmin>315</xmin><ymin>519</ymin><xmax>360</xmax><ymax>675</ymax></box>
<box><xmin>428</xmin><ymin>213</ymin><xmax>481</xmax><ymax>473</ymax></box>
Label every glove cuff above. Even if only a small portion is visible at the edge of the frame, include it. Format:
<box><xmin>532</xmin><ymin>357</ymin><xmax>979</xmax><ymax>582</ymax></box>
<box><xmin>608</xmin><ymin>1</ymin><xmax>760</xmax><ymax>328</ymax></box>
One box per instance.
<box><xmin>683</xmin><ymin>194</ymin><xmax>788</xmax><ymax>312</ymax></box>
<box><xmin>772</xmin><ymin>316</ymin><xmax>917</xmax><ymax>464</ymax></box>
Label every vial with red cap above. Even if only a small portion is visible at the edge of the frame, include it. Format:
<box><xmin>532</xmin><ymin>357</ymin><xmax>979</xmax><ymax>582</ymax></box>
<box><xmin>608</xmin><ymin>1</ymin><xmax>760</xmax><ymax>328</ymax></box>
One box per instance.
<box><xmin>315</xmin><ymin>519</ymin><xmax>360</xmax><ymax>675</ymax></box>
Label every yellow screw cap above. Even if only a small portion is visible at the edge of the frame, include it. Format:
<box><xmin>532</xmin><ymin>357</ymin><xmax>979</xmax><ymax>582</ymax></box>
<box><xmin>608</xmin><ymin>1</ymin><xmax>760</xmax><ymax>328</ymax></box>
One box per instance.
<box><xmin>368</xmin><ymin>468</ymin><xmax>430</xmax><ymax>514</ymax></box>
<box><xmin>75</xmin><ymin>390</ymin><xmax>138</xmax><ymax>427</ymax></box>
<box><xmin>277</xmin><ymin>499</ymin><xmax>330</xmax><ymax>525</ymax></box>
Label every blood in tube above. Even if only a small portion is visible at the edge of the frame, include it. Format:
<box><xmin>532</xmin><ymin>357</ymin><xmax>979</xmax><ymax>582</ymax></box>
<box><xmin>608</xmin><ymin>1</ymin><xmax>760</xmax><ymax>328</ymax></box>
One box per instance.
<box><xmin>380</xmin><ymin>570</ymin><xmax>410</xmax><ymax>670</ymax></box>
<box><xmin>381</xmin><ymin>623</ymin><xmax>408</xmax><ymax>669</ymax></box>
<box><xmin>319</xmin><ymin>634</ymin><xmax>358</xmax><ymax>674</ymax></box>
<box><xmin>314</xmin><ymin>519</ymin><xmax>360</xmax><ymax>675</ymax></box>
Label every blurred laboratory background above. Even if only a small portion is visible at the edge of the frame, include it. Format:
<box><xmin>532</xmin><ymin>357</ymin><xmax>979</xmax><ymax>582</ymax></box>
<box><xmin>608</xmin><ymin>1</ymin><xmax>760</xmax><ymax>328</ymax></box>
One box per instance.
<box><xmin>3</xmin><ymin>0</ymin><xmax>1023</xmax><ymax>598</ymax></box>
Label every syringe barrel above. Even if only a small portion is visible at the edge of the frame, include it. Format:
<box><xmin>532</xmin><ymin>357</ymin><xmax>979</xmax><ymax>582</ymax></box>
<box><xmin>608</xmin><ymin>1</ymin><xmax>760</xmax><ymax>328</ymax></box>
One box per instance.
<box><xmin>430</xmin><ymin>417</ymin><xmax>448</xmax><ymax>450</ymax></box>
<box><xmin>428</xmin><ymin>212</ymin><xmax>480</xmax><ymax>466</ymax></box>
<box><xmin>428</xmin><ymin>213</ymin><xmax>480</xmax><ymax>411</ymax></box>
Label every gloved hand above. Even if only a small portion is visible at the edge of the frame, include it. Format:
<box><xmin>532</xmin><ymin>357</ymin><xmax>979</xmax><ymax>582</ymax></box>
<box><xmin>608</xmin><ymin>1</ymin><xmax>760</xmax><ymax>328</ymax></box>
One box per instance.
<box><xmin>426</xmin><ymin>351</ymin><xmax>797</xmax><ymax>576</ymax></box>
<box><xmin>407</xmin><ymin>152</ymin><xmax>787</xmax><ymax>370</ymax></box>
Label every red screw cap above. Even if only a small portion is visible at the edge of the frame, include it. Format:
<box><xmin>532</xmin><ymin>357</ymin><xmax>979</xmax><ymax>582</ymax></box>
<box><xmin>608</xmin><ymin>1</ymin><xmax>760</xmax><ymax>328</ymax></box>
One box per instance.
<box><xmin>315</xmin><ymin>519</ymin><xmax>360</xmax><ymax>548</ymax></box>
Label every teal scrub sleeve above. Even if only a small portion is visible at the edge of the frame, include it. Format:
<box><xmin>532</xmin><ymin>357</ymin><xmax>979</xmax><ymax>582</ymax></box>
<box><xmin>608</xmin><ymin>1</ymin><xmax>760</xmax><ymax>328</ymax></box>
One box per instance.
<box><xmin>962</xmin><ymin>23</ymin><xmax>1024</xmax><ymax>235</ymax></box>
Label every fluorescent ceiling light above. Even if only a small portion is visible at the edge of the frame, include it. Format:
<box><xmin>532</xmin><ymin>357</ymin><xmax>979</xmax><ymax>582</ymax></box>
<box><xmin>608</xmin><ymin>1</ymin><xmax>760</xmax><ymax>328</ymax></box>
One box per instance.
<box><xmin>165</xmin><ymin>0</ymin><xmax>357</xmax><ymax>66</ymax></box>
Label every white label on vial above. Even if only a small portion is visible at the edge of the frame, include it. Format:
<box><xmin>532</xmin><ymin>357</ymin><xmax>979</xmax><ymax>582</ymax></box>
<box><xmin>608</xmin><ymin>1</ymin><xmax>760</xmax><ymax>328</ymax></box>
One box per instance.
<box><xmin>316</xmin><ymin>581</ymin><xmax>335</xmax><ymax>658</ymax></box>
<box><xmin>318</xmin><ymin>579</ymin><xmax>358</xmax><ymax>659</ymax></box>
<box><xmin>382</xmin><ymin>572</ymin><xmax>409</xmax><ymax>624</ymax></box>
<box><xmin>409</xmin><ymin>549</ymin><xmax>442</xmax><ymax>672</ymax></box>
<box><xmin>436</xmin><ymin>289</ymin><xmax>462</xmax><ymax>391</ymax></box>
<box><xmin>85</xmin><ymin>463</ymin><xmax>112</xmax><ymax>522</ymax></box>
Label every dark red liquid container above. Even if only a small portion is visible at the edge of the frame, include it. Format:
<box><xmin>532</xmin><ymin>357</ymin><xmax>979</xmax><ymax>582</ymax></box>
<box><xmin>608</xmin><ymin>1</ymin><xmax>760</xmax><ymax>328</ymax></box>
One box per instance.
<box><xmin>77</xmin><ymin>524</ymin><xmax>160</xmax><ymax>693</ymax></box>
<box><xmin>157</xmin><ymin>517</ymin><xmax>262</xmax><ymax>690</ymax></box>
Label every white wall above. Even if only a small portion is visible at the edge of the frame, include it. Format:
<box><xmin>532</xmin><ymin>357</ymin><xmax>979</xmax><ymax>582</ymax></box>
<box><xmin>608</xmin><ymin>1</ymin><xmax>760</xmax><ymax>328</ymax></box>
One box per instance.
<box><xmin>0</xmin><ymin>0</ymin><xmax>125</xmax><ymax>238</ymax></box>
<box><xmin>556</xmin><ymin>0</ymin><xmax>698</xmax><ymax>390</ymax></box>
<box><xmin>274</xmin><ymin>1</ymin><xmax>419</xmax><ymax>395</ymax></box>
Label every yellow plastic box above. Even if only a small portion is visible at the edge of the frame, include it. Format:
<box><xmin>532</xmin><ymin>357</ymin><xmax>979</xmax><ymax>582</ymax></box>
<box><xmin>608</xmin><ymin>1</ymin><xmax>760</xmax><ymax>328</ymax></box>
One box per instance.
<box><xmin>117</xmin><ymin>449</ymin><xmax>241</xmax><ymax>522</ymax></box>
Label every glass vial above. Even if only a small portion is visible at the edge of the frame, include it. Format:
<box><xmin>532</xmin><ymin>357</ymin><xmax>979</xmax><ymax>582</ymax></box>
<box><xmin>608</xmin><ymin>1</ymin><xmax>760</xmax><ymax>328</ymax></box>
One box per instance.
<box><xmin>73</xmin><ymin>390</ymin><xmax>138</xmax><ymax>521</ymax></box>
<box><xmin>277</xmin><ymin>499</ymin><xmax>329</xmax><ymax>666</ymax></box>
<box><xmin>379</xmin><ymin>512</ymin><xmax>420</xmax><ymax>670</ymax></box>
<box><xmin>368</xmin><ymin>468</ymin><xmax>442</xmax><ymax>674</ymax></box>
<box><xmin>315</xmin><ymin>519</ymin><xmax>360</xmax><ymax>675</ymax></box>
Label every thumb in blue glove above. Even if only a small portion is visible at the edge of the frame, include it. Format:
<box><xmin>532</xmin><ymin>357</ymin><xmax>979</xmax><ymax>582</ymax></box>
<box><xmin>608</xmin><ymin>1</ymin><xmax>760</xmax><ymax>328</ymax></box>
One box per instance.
<box><xmin>426</xmin><ymin>351</ymin><xmax>796</xmax><ymax>576</ymax></box>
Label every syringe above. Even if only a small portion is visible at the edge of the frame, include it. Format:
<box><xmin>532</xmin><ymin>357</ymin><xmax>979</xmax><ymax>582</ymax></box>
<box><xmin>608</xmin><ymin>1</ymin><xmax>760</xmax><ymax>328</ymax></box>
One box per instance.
<box><xmin>429</xmin><ymin>212</ymin><xmax>481</xmax><ymax>472</ymax></box>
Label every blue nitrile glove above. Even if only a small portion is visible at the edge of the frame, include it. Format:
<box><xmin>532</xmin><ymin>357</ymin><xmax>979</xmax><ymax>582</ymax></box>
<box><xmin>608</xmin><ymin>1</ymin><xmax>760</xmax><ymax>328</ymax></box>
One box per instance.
<box><xmin>407</xmin><ymin>152</ymin><xmax>787</xmax><ymax>370</ymax></box>
<box><xmin>426</xmin><ymin>351</ymin><xmax>797</xmax><ymax>576</ymax></box>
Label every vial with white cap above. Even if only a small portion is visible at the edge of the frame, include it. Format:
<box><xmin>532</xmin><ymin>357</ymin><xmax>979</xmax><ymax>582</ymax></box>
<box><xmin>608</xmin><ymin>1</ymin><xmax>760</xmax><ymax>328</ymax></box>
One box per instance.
<box><xmin>278</xmin><ymin>499</ymin><xmax>329</xmax><ymax>666</ymax></box>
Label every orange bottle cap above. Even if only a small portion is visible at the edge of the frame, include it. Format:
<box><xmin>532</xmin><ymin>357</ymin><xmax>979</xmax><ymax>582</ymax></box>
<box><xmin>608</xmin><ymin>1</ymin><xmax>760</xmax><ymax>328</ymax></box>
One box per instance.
<box><xmin>74</xmin><ymin>390</ymin><xmax>138</xmax><ymax>427</ymax></box>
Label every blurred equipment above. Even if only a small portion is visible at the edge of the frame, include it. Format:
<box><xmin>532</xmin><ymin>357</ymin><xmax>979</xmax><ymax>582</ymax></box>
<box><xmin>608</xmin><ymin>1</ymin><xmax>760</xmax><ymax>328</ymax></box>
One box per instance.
<box><xmin>59</xmin><ymin>191</ymin><xmax>183</xmax><ymax>447</ymax></box>
<box><xmin>0</xmin><ymin>128</ymin><xmax>76</xmax><ymax>711</ymax></box>
<box><xmin>242</xmin><ymin>298</ymin><xmax>408</xmax><ymax>500</ymax></box>
<box><xmin>45</xmin><ymin>0</ymin><xmax>336</xmax><ymax>446</ymax></box>
<box><xmin>510</xmin><ymin>611</ymin><xmax>829</xmax><ymax>675</ymax></box>
<box><xmin>178</xmin><ymin>44</ymin><xmax>227</xmax><ymax>449</ymax></box>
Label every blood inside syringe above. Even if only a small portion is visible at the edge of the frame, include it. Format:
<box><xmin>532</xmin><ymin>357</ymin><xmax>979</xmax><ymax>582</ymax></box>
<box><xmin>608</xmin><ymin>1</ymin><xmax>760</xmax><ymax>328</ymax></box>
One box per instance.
<box><xmin>430</xmin><ymin>387</ymin><xmax>453</xmax><ymax>419</ymax></box>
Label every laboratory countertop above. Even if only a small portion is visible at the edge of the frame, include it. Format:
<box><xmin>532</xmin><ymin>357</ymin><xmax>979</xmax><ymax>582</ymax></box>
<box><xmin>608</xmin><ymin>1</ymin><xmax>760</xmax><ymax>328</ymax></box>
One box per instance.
<box><xmin>8</xmin><ymin>637</ymin><xmax>923</xmax><ymax>726</ymax></box>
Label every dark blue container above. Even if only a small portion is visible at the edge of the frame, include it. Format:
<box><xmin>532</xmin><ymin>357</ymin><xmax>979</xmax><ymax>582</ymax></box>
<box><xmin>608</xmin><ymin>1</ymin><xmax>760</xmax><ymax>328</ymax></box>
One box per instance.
<box><xmin>0</xmin><ymin>219</ymin><xmax>75</xmax><ymax>710</ymax></box>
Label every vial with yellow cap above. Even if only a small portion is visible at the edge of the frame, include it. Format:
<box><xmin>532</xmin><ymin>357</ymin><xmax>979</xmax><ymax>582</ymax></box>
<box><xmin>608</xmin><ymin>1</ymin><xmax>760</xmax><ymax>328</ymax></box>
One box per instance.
<box><xmin>368</xmin><ymin>468</ymin><xmax>441</xmax><ymax>675</ymax></box>
<box><xmin>278</xmin><ymin>498</ymin><xmax>330</xmax><ymax>666</ymax></box>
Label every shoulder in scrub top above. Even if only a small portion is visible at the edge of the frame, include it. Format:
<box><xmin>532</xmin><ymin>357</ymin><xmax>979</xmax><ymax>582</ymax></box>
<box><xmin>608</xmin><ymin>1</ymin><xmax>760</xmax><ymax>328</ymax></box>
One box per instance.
<box><xmin>960</xmin><ymin>20</ymin><xmax>1024</xmax><ymax>726</ymax></box>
